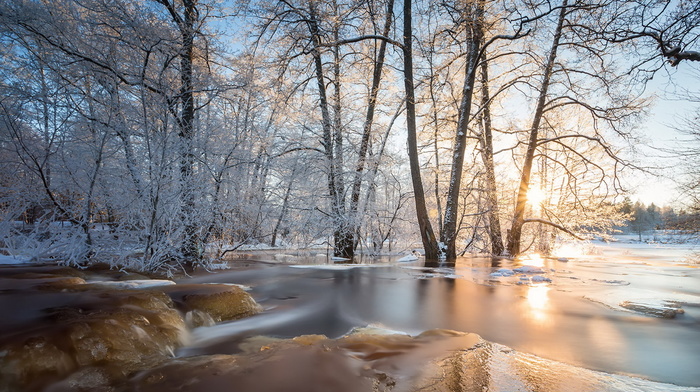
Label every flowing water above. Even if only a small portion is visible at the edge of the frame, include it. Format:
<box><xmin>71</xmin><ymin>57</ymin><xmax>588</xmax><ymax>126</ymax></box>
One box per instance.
<box><xmin>180</xmin><ymin>241</ymin><xmax>700</xmax><ymax>389</ymax></box>
<box><xmin>2</xmin><ymin>240</ymin><xmax>700</xmax><ymax>391</ymax></box>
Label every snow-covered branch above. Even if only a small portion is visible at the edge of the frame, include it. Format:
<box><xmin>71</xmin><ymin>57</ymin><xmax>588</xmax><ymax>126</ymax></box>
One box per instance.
<box><xmin>523</xmin><ymin>218</ymin><xmax>584</xmax><ymax>240</ymax></box>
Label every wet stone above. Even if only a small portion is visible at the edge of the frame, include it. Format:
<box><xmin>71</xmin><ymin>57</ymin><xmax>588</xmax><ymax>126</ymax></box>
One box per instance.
<box><xmin>0</xmin><ymin>265</ymin><xmax>86</xmax><ymax>279</ymax></box>
<box><xmin>160</xmin><ymin>284</ymin><xmax>262</xmax><ymax>322</ymax></box>
<box><xmin>43</xmin><ymin>367</ymin><xmax>115</xmax><ymax>392</ymax></box>
<box><xmin>0</xmin><ymin>287</ymin><xmax>187</xmax><ymax>391</ymax></box>
<box><xmin>124</xmin><ymin>330</ymin><xmax>484</xmax><ymax>392</ymax></box>
<box><xmin>0</xmin><ymin>276</ymin><xmax>87</xmax><ymax>291</ymax></box>
<box><xmin>0</xmin><ymin>336</ymin><xmax>76</xmax><ymax>391</ymax></box>
<box><xmin>0</xmin><ymin>264</ymin><xmax>266</xmax><ymax>392</ymax></box>
<box><xmin>619</xmin><ymin>301</ymin><xmax>685</xmax><ymax>319</ymax></box>
<box><xmin>184</xmin><ymin>309</ymin><xmax>216</xmax><ymax>328</ymax></box>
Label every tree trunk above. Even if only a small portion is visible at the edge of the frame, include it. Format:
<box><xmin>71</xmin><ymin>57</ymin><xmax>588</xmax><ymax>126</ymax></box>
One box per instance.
<box><xmin>403</xmin><ymin>0</ymin><xmax>439</xmax><ymax>260</ymax></box>
<box><xmin>307</xmin><ymin>4</ymin><xmax>350</xmax><ymax>258</ymax></box>
<box><xmin>478</xmin><ymin>60</ymin><xmax>505</xmax><ymax>255</ymax></box>
<box><xmin>330</xmin><ymin>4</ymin><xmax>352</xmax><ymax>258</ymax></box>
<box><xmin>440</xmin><ymin>0</ymin><xmax>485</xmax><ymax>261</ymax></box>
<box><xmin>271</xmin><ymin>170</ymin><xmax>294</xmax><ymax>247</ymax></box>
<box><xmin>428</xmin><ymin>68</ymin><xmax>444</xmax><ymax>236</ymax></box>
<box><xmin>506</xmin><ymin>0</ymin><xmax>568</xmax><ymax>256</ymax></box>
<box><xmin>176</xmin><ymin>0</ymin><xmax>200</xmax><ymax>264</ymax></box>
<box><xmin>348</xmin><ymin>0</ymin><xmax>394</xmax><ymax>254</ymax></box>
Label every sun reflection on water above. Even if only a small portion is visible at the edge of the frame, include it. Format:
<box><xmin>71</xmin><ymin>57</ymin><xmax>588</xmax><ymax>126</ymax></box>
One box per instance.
<box><xmin>526</xmin><ymin>284</ymin><xmax>550</xmax><ymax>324</ymax></box>
<box><xmin>520</xmin><ymin>253</ymin><xmax>544</xmax><ymax>267</ymax></box>
<box><xmin>553</xmin><ymin>242</ymin><xmax>587</xmax><ymax>259</ymax></box>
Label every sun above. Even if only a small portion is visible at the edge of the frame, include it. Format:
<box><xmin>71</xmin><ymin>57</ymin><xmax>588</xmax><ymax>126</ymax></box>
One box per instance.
<box><xmin>526</xmin><ymin>187</ymin><xmax>546</xmax><ymax>206</ymax></box>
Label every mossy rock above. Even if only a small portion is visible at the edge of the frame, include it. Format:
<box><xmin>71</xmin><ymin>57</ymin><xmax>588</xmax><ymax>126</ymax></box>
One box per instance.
<box><xmin>0</xmin><ymin>288</ymin><xmax>186</xmax><ymax>392</ymax></box>
<box><xmin>160</xmin><ymin>284</ymin><xmax>261</xmax><ymax>322</ymax></box>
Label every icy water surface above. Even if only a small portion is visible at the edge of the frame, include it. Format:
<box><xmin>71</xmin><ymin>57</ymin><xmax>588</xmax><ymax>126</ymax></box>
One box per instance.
<box><xmin>181</xmin><ymin>242</ymin><xmax>700</xmax><ymax>389</ymax></box>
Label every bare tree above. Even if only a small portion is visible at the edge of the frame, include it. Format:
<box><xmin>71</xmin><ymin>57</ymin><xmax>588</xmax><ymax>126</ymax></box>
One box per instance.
<box><xmin>594</xmin><ymin>0</ymin><xmax>700</xmax><ymax>69</ymax></box>
<box><xmin>476</xmin><ymin>59</ymin><xmax>505</xmax><ymax>255</ymax></box>
<box><xmin>155</xmin><ymin>0</ymin><xmax>202</xmax><ymax>264</ymax></box>
<box><xmin>506</xmin><ymin>0</ymin><xmax>568</xmax><ymax>256</ymax></box>
<box><xmin>403</xmin><ymin>0</ymin><xmax>440</xmax><ymax>259</ymax></box>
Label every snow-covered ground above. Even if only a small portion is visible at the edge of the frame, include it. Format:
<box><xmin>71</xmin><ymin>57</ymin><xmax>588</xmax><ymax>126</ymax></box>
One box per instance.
<box><xmin>0</xmin><ymin>254</ymin><xmax>31</xmax><ymax>265</ymax></box>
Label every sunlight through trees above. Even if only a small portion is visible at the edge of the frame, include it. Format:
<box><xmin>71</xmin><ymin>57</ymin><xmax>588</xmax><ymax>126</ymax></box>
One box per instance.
<box><xmin>0</xmin><ymin>0</ymin><xmax>698</xmax><ymax>269</ymax></box>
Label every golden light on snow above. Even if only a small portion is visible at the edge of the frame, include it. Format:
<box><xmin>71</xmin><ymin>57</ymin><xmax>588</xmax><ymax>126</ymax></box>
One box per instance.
<box><xmin>526</xmin><ymin>187</ymin><xmax>546</xmax><ymax>206</ymax></box>
<box><xmin>553</xmin><ymin>242</ymin><xmax>586</xmax><ymax>258</ymax></box>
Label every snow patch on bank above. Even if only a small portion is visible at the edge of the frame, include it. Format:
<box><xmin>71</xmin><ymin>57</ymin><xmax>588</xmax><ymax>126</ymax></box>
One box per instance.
<box><xmin>0</xmin><ymin>254</ymin><xmax>32</xmax><ymax>265</ymax></box>
<box><xmin>88</xmin><ymin>279</ymin><xmax>176</xmax><ymax>289</ymax></box>
<box><xmin>289</xmin><ymin>264</ymin><xmax>385</xmax><ymax>270</ymax></box>
<box><xmin>397</xmin><ymin>254</ymin><xmax>419</xmax><ymax>262</ymax></box>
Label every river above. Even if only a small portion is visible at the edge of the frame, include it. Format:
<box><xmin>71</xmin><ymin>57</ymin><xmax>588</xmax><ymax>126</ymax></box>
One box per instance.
<box><xmin>180</xmin><ymin>240</ymin><xmax>700</xmax><ymax>388</ymax></box>
<box><xmin>2</xmin><ymin>240</ymin><xmax>699</xmax><ymax>391</ymax></box>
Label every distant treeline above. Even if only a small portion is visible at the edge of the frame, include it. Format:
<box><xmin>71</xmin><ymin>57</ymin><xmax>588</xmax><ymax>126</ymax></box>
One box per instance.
<box><xmin>619</xmin><ymin>198</ymin><xmax>700</xmax><ymax>235</ymax></box>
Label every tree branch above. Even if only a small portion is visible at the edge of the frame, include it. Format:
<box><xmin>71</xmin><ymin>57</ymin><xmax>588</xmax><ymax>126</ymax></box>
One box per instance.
<box><xmin>318</xmin><ymin>34</ymin><xmax>404</xmax><ymax>49</ymax></box>
<box><xmin>523</xmin><ymin>218</ymin><xmax>584</xmax><ymax>240</ymax></box>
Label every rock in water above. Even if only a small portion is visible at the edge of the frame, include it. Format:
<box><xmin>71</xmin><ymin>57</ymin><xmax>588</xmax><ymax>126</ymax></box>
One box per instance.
<box><xmin>619</xmin><ymin>301</ymin><xmax>684</xmax><ymax>319</ymax></box>
<box><xmin>0</xmin><ymin>288</ymin><xmax>187</xmax><ymax>391</ymax></box>
<box><xmin>159</xmin><ymin>284</ymin><xmax>262</xmax><ymax>322</ymax></box>
<box><xmin>0</xmin><ymin>266</ymin><xmax>265</xmax><ymax>392</ymax></box>
<box><xmin>124</xmin><ymin>329</ymin><xmax>483</xmax><ymax>392</ymax></box>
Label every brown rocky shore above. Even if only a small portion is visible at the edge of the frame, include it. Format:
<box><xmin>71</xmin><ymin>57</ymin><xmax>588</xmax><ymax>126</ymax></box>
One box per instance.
<box><xmin>0</xmin><ymin>264</ymin><xmax>261</xmax><ymax>392</ymax></box>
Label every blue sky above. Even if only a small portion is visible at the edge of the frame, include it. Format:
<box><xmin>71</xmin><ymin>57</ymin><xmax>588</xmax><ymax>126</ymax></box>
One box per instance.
<box><xmin>630</xmin><ymin>65</ymin><xmax>699</xmax><ymax>207</ymax></box>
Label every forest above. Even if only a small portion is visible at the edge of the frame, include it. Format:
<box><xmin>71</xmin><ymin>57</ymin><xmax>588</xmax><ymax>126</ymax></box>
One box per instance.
<box><xmin>1</xmin><ymin>0</ymin><xmax>699</xmax><ymax>272</ymax></box>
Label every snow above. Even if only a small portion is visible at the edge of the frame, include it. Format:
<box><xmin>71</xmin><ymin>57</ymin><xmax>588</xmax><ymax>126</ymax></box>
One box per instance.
<box><xmin>489</xmin><ymin>267</ymin><xmax>551</xmax><ymax>284</ymax></box>
<box><xmin>497</xmin><ymin>268</ymin><xmax>514</xmax><ymax>276</ymax></box>
<box><xmin>582</xmin><ymin>288</ymin><xmax>698</xmax><ymax>317</ymax></box>
<box><xmin>514</xmin><ymin>265</ymin><xmax>545</xmax><ymax>273</ymax></box>
<box><xmin>346</xmin><ymin>324</ymin><xmax>411</xmax><ymax>336</ymax></box>
<box><xmin>397</xmin><ymin>255</ymin><xmax>419</xmax><ymax>262</ymax></box>
<box><xmin>330</xmin><ymin>256</ymin><xmax>351</xmax><ymax>261</ymax></box>
<box><xmin>88</xmin><ymin>279</ymin><xmax>176</xmax><ymax>289</ymax></box>
<box><xmin>206</xmin><ymin>262</ymin><xmax>231</xmax><ymax>270</ymax></box>
<box><xmin>411</xmin><ymin>249</ymin><xmax>425</xmax><ymax>256</ymax></box>
<box><xmin>201</xmin><ymin>282</ymin><xmax>252</xmax><ymax>291</ymax></box>
<box><xmin>289</xmin><ymin>264</ymin><xmax>385</xmax><ymax>270</ymax></box>
<box><xmin>0</xmin><ymin>254</ymin><xmax>31</xmax><ymax>265</ymax></box>
<box><xmin>490</xmin><ymin>268</ymin><xmax>516</xmax><ymax>278</ymax></box>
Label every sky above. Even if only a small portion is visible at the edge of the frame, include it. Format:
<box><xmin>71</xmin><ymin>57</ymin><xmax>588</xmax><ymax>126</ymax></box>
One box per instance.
<box><xmin>627</xmin><ymin>65</ymin><xmax>699</xmax><ymax>207</ymax></box>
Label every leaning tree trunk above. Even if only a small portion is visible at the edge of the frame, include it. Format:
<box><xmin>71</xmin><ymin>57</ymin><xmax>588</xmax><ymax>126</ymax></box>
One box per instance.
<box><xmin>440</xmin><ymin>0</ymin><xmax>485</xmax><ymax>261</ymax></box>
<box><xmin>403</xmin><ymin>0</ymin><xmax>439</xmax><ymax>260</ymax></box>
<box><xmin>506</xmin><ymin>0</ymin><xmax>567</xmax><ymax>256</ymax></box>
